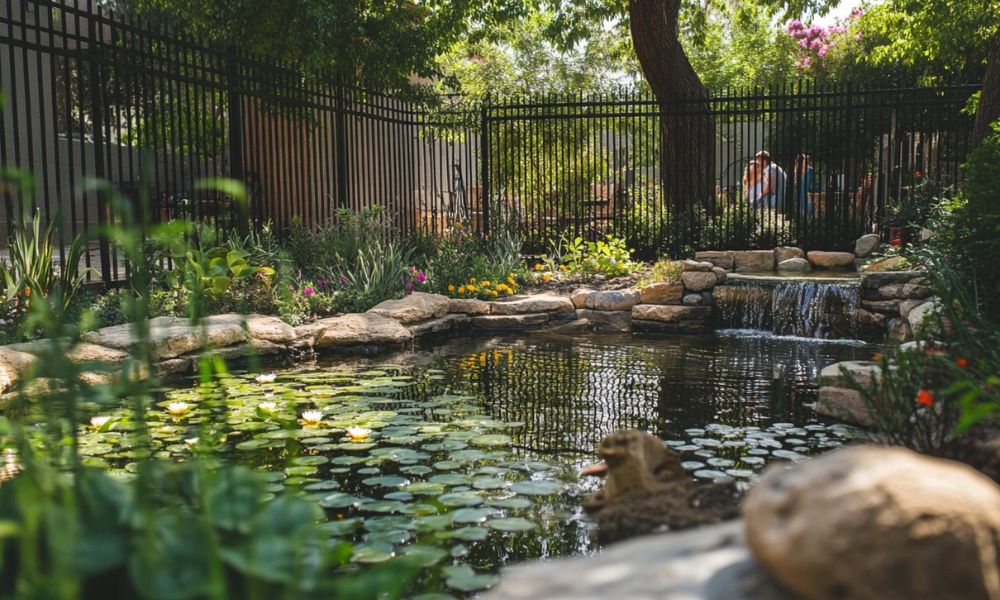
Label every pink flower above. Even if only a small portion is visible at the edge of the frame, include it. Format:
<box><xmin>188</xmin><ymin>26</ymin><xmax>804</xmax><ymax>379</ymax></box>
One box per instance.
<box><xmin>855</xmin><ymin>31</ymin><xmax>863</xmax><ymax>41</ymax></box>
<box><xmin>339</xmin><ymin>274</ymin><xmax>349</xmax><ymax>286</ymax></box>
<box><xmin>818</xmin><ymin>46</ymin><xmax>829</xmax><ymax>58</ymax></box>
<box><xmin>405</xmin><ymin>280</ymin><xmax>414</xmax><ymax>294</ymax></box>
<box><xmin>303</xmin><ymin>287</ymin><xmax>315</xmax><ymax>296</ymax></box>
<box><xmin>416</xmin><ymin>271</ymin><xmax>426</xmax><ymax>284</ymax></box>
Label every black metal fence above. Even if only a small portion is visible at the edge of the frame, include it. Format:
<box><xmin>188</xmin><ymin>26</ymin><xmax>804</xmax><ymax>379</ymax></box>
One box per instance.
<box><xmin>483</xmin><ymin>83</ymin><xmax>979</xmax><ymax>257</ymax></box>
<box><xmin>1</xmin><ymin>0</ymin><xmax>981</xmax><ymax>282</ymax></box>
<box><xmin>0</xmin><ymin>0</ymin><xmax>480</xmax><ymax>283</ymax></box>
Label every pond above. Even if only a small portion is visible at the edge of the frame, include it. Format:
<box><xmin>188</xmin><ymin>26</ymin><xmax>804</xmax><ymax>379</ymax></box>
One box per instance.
<box><xmin>79</xmin><ymin>331</ymin><xmax>869</xmax><ymax>598</ymax></box>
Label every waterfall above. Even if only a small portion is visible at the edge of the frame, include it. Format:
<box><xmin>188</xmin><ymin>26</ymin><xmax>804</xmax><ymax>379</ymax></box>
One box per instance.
<box><xmin>715</xmin><ymin>280</ymin><xmax>860</xmax><ymax>339</ymax></box>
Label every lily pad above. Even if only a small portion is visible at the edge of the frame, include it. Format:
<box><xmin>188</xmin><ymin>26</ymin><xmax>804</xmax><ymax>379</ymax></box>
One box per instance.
<box><xmin>443</xmin><ymin>565</ymin><xmax>499</xmax><ymax>592</ymax></box>
<box><xmin>400</xmin><ymin>545</ymin><xmax>448</xmax><ymax>567</ymax></box>
<box><xmin>351</xmin><ymin>542</ymin><xmax>396</xmax><ymax>564</ymax></box>
<box><xmin>487</xmin><ymin>518</ymin><xmax>537</xmax><ymax>532</ymax></box>
<box><xmin>510</xmin><ymin>480</ymin><xmax>562</xmax><ymax>496</ymax></box>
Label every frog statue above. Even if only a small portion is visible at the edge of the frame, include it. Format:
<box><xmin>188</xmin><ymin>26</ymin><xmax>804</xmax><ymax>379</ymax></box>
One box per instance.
<box><xmin>581</xmin><ymin>429</ymin><xmax>741</xmax><ymax>544</ymax></box>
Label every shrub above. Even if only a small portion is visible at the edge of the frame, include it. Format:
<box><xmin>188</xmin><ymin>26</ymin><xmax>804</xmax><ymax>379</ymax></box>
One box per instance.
<box><xmin>286</xmin><ymin>206</ymin><xmax>395</xmax><ymax>277</ymax></box>
<box><xmin>426</xmin><ymin>224</ymin><xmax>522</xmax><ymax>298</ymax></box>
<box><xmin>557</xmin><ymin>234</ymin><xmax>637</xmax><ymax>278</ymax></box>
<box><xmin>637</xmin><ymin>259</ymin><xmax>683</xmax><ymax>288</ymax></box>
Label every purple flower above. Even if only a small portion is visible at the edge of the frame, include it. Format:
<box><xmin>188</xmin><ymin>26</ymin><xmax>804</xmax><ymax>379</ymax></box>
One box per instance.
<box><xmin>799</xmin><ymin>38</ymin><xmax>811</xmax><ymax>49</ymax></box>
<box><xmin>416</xmin><ymin>271</ymin><xmax>426</xmax><ymax>284</ymax></box>
<box><xmin>817</xmin><ymin>46</ymin><xmax>829</xmax><ymax>58</ymax></box>
<box><xmin>405</xmin><ymin>280</ymin><xmax>414</xmax><ymax>295</ymax></box>
<box><xmin>339</xmin><ymin>274</ymin><xmax>349</xmax><ymax>286</ymax></box>
<box><xmin>303</xmin><ymin>287</ymin><xmax>315</xmax><ymax>296</ymax></box>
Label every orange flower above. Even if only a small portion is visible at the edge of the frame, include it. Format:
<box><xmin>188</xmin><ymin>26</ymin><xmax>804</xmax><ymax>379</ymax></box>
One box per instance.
<box><xmin>954</xmin><ymin>357</ymin><xmax>970</xmax><ymax>368</ymax></box>
<box><xmin>871</xmin><ymin>353</ymin><xmax>882</xmax><ymax>362</ymax></box>
<box><xmin>542</xmin><ymin>274</ymin><xmax>552</xmax><ymax>282</ymax></box>
<box><xmin>533</xmin><ymin>263</ymin><xmax>543</xmax><ymax>271</ymax></box>
<box><xmin>916</xmin><ymin>389</ymin><xmax>935</xmax><ymax>407</ymax></box>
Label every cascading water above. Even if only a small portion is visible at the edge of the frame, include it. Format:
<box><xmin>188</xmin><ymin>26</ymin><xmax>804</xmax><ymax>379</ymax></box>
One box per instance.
<box><xmin>715</xmin><ymin>280</ymin><xmax>860</xmax><ymax>339</ymax></box>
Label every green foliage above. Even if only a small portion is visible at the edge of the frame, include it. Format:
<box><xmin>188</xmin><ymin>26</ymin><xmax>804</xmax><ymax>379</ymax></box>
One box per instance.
<box><xmin>426</xmin><ymin>224</ymin><xmax>523</xmax><ymax>298</ymax></box>
<box><xmin>332</xmin><ymin>242</ymin><xmax>415</xmax><ymax>313</ymax></box>
<box><xmin>929</xmin><ymin>120</ymin><xmax>1000</xmax><ymax>321</ymax></box>
<box><xmin>1</xmin><ymin>212</ymin><xmax>92</xmax><ymax>312</ymax></box>
<box><xmin>286</xmin><ymin>207</ymin><xmax>395</xmax><ymax>279</ymax></box>
<box><xmin>557</xmin><ymin>234</ymin><xmax>636</xmax><ymax>278</ymax></box>
<box><xmin>887</xmin><ymin>176</ymin><xmax>949</xmax><ymax>228</ymax></box>
<box><xmin>0</xmin><ymin>178</ymin><xmax>417</xmax><ymax>598</ymax></box>
<box><xmin>637</xmin><ymin>259</ymin><xmax>683</xmax><ymax>288</ymax></box>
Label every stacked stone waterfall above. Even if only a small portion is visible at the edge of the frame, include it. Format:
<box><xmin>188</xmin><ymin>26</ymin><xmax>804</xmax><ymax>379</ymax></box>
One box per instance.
<box><xmin>628</xmin><ymin>260</ymin><xmax>727</xmax><ymax>334</ymax></box>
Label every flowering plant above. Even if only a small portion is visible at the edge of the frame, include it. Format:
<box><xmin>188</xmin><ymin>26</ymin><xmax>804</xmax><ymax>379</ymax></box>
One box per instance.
<box><xmin>785</xmin><ymin>9</ymin><xmax>862</xmax><ymax>70</ymax></box>
<box><xmin>445</xmin><ymin>273</ymin><xmax>519</xmax><ymax>300</ymax></box>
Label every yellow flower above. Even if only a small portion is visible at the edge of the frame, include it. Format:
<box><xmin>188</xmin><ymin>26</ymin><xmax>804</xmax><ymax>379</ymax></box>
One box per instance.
<box><xmin>542</xmin><ymin>274</ymin><xmax>552</xmax><ymax>282</ymax></box>
<box><xmin>482</xmin><ymin>281</ymin><xmax>491</xmax><ymax>287</ymax></box>
<box><xmin>448</xmin><ymin>284</ymin><xmax>455</xmax><ymax>292</ymax></box>
<box><xmin>468</xmin><ymin>285</ymin><xmax>478</xmax><ymax>293</ymax></box>
<box><xmin>468</xmin><ymin>277</ymin><xmax>477</xmax><ymax>284</ymax></box>
<box><xmin>507</xmin><ymin>277</ymin><xmax>516</xmax><ymax>286</ymax></box>
<box><xmin>559</xmin><ymin>265</ymin><xmax>568</xmax><ymax>272</ymax></box>
<box><xmin>534</xmin><ymin>263</ymin><xmax>543</xmax><ymax>271</ymax></box>
<box><xmin>458</xmin><ymin>286</ymin><xmax>466</xmax><ymax>295</ymax></box>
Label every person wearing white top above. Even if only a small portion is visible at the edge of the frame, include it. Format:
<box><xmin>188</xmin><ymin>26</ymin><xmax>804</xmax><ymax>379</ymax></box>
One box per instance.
<box><xmin>756</xmin><ymin>150</ymin><xmax>787</xmax><ymax>210</ymax></box>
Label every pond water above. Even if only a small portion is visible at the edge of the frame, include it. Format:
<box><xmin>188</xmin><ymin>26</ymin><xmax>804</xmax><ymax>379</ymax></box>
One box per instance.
<box><xmin>79</xmin><ymin>331</ymin><xmax>869</xmax><ymax>598</ymax></box>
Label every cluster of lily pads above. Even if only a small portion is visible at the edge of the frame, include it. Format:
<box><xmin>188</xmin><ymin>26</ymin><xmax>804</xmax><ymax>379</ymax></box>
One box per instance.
<box><xmin>77</xmin><ymin>365</ymin><xmax>586</xmax><ymax>597</ymax></box>
<box><xmin>668</xmin><ymin>421</ymin><xmax>858</xmax><ymax>484</ymax></box>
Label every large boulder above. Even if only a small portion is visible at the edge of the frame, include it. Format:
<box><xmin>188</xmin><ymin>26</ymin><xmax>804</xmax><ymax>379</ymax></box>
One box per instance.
<box><xmin>368</xmin><ymin>292</ymin><xmax>450</xmax><ymax>324</ymax></box>
<box><xmin>679</xmin><ymin>259</ymin><xmax>714</xmax><ymax>272</ymax></box>
<box><xmin>774</xmin><ymin>246</ymin><xmax>805</xmax><ymax>264</ymax></box>
<box><xmin>777</xmin><ymin>258</ymin><xmax>811</xmax><ymax>273</ymax></box>
<box><xmin>744</xmin><ymin>446</ymin><xmax>1000</xmax><ymax>600</ymax></box>
<box><xmin>638</xmin><ymin>282</ymin><xmax>684</xmax><ymax>305</ymax></box>
<box><xmin>490</xmin><ymin>294</ymin><xmax>574</xmax><ymax>315</ymax></box>
<box><xmin>0</xmin><ymin>347</ymin><xmax>37</xmax><ymax>394</ymax></box>
<box><xmin>806</xmin><ymin>251</ymin><xmax>856</xmax><ymax>269</ymax></box>
<box><xmin>681</xmin><ymin>271</ymin><xmax>717</xmax><ymax>292</ymax></box>
<box><xmin>574</xmin><ymin>309</ymin><xmax>632</xmax><ymax>333</ymax></box>
<box><xmin>854</xmin><ymin>234</ymin><xmax>881</xmax><ymax>258</ymax></box>
<box><xmin>733</xmin><ymin>251</ymin><xmax>775</xmax><ymax>273</ymax></box>
<box><xmin>314</xmin><ymin>313</ymin><xmax>412</xmax><ymax>347</ymax></box>
<box><xmin>7</xmin><ymin>340</ymin><xmax>130</xmax><ymax>365</ymax></box>
<box><xmin>908</xmin><ymin>300</ymin><xmax>938</xmax><ymax>336</ymax></box>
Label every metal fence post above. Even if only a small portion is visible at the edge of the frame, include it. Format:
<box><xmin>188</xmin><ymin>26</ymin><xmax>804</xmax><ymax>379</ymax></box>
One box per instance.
<box><xmin>335</xmin><ymin>79</ymin><xmax>349</xmax><ymax>210</ymax></box>
<box><xmin>226</xmin><ymin>50</ymin><xmax>248</xmax><ymax>235</ymax></box>
<box><xmin>88</xmin><ymin>16</ymin><xmax>112</xmax><ymax>284</ymax></box>
<box><xmin>479</xmin><ymin>96</ymin><xmax>490</xmax><ymax>235</ymax></box>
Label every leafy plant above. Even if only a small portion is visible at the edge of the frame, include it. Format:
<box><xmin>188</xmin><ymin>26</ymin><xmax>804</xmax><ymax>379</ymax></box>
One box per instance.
<box><xmin>0</xmin><ymin>178</ymin><xmax>417</xmax><ymax>598</ymax></box>
<box><xmin>1</xmin><ymin>212</ymin><xmax>92</xmax><ymax>311</ymax></box>
<box><xmin>637</xmin><ymin>259</ymin><xmax>683</xmax><ymax>288</ymax></box>
<box><xmin>558</xmin><ymin>234</ymin><xmax>636</xmax><ymax>278</ymax></box>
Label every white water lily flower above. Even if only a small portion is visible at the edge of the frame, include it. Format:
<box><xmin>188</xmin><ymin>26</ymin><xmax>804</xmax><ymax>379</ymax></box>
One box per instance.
<box><xmin>184</xmin><ymin>437</ymin><xmax>199</xmax><ymax>446</ymax></box>
<box><xmin>255</xmin><ymin>373</ymin><xmax>277</xmax><ymax>384</ymax></box>
<box><xmin>89</xmin><ymin>416</ymin><xmax>112</xmax><ymax>429</ymax></box>
<box><xmin>258</xmin><ymin>401</ymin><xmax>277</xmax><ymax>414</ymax></box>
<box><xmin>346</xmin><ymin>426</ymin><xmax>372</xmax><ymax>442</ymax></box>
<box><xmin>263</xmin><ymin>392</ymin><xmax>275</xmax><ymax>399</ymax></box>
<box><xmin>300</xmin><ymin>410</ymin><xmax>323</xmax><ymax>426</ymax></box>
<box><xmin>166</xmin><ymin>402</ymin><xmax>190</xmax><ymax>416</ymax></box>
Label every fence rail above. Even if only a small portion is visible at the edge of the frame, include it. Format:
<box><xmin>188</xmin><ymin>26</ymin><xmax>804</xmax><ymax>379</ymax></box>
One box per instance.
<box><xmin>1</xmin><ymin>0</ymin><xmax>981</xmax><ymax>282</ymax></box>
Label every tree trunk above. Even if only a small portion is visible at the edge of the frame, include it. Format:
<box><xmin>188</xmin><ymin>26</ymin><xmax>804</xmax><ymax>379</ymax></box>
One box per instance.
<box><xmin>628</xmin><ymin>0</ymin><xmax>715</xmax><ymax>231</ymax></box>
<box><xmin>972</xmin><ymin>29</ymin><xmax>1000</xmax><ymax>148</ymax></box>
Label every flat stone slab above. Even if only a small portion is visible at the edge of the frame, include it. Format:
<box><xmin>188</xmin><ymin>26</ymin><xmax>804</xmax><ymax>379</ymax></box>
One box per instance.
<box><xmin>639</xmin><ymin>282</ymin><xmax>684</xmax><ymax>305</ymax></box>
<box><xmin>448</xmin><ymin>298</ymin><xmax>491</xmax><ymax>315</ymax></box>
<box><xmin>471</xmin><ymin>313</ymin><xmax>551</xmax><ymax>330</ymax></box>
<box><xmin>695</xmin><ymin>251</ymin><xmax>736</xmax><ymax>271</ymax></box>
<box><xmin>859</xmin><ymin>270</ymin><xmax>925</xmax><ymax>288</ymax></box>
<box><xmin>733</xmin><ymin>251</ymin><xmax>775</xmax><ymax>273</ymax></box>
<box><xmin>485</xmin><ymin>520</ymin><xmax>793</xmax><ymax>600</ymax></box>
<box><xmin>407</xmin><ymin>314</ymin><xmax>470</xmax><ymax>337</ymax></box>
<box><xmin>490</xmin><ymin>294</ymin><xmax>574</xmax><ymax>315</ymax></box>
<box><xmin>575</xmin><ymin>309</ymin><xmax>632</xmax><ymax>332</ymax></box>
<box><xmin>632</xmin><ymin>305</ymin><xmax>712</xmax><ymax>323</ymax></box>
<box><xmin>571</xmin><ymin>289</ymin><xmax>640</xmax><ymax>312</ymax></box>
<box><xmin>367</xmin><ymin>292</ymin><xmax>450</xmax><ymax>324</ymax></box>
<box><xmin>82</xmin><ymin>315</ymin><xmax>249</xmax><ymax>359</ymax></box>
<box><xmin>314</xmin><ymin>313</ymin><xmax>412</xmax><ymax>347</ymax></box>
<box><xmin>7</xmin><ymin>340</ymin><xmax>130</xmax><ymax>365</ymax></box>
<box><xmin>244</xmin><ymin>314</ymin><xmax>297</xmax><ymax>343</ymax></box>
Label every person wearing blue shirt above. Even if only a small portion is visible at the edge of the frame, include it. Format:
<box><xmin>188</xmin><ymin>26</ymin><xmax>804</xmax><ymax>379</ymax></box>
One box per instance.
<box><xmin>793</xmin><ymin>153</ymin><xmax>818</xmax><ymax>213</ymax></box>
<box><xmin>755</xmin><ymin>150</ymin><xmax>787</xmax><ymax>210</ymax></box>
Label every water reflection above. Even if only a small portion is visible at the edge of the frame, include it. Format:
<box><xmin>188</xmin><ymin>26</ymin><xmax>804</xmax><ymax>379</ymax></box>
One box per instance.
<box><xmin>396</xmin><ymin>332</ymin><xmax>869</xmax><ymax>456</ymax></box>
